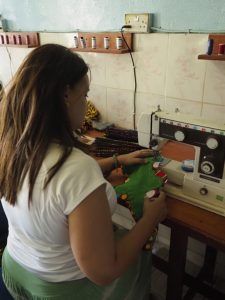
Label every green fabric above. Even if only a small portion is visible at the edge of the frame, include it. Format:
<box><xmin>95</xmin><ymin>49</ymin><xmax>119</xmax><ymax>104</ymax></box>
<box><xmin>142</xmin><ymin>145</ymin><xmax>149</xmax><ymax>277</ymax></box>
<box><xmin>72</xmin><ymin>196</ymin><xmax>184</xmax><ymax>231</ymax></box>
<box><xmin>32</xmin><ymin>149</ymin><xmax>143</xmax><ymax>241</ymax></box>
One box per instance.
<box><xmin>2</xmin><ymin>229</ymin><xmax>152</xmax><ymax>300</ymax></box>
<box><xmin>115</xmin><ymin>157</ymin><xmax>164</xmax><ymax>220</ymax></box>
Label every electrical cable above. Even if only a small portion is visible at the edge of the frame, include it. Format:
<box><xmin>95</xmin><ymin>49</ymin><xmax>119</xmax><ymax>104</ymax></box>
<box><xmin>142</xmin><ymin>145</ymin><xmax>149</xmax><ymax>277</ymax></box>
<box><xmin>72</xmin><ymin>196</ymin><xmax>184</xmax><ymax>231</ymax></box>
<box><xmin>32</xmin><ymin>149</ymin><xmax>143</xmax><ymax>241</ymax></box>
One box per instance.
<box><xmin>4</xmin><ymin>45</ymin><xmax>13</xmax><ymax>78</ymax></box>
<box><xmin>151</xmin><ymin>26</ymin><xmax>225</xmax><ymax>34</ymax></box>
<box><xmin>121</xmin><ymin>25</ymin><xmax>137</xmax><ymax>130</ymax></box>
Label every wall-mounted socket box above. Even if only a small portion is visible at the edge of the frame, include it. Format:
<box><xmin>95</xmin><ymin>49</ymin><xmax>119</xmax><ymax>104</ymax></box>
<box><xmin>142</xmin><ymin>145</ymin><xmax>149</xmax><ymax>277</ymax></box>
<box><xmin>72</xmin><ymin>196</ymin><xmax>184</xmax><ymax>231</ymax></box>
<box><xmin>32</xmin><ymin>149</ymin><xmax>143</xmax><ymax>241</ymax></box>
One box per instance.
<box><xmin>124</xmin><ymin>13</ymin><xmax>151</xmax><ymax>33</ymax></box>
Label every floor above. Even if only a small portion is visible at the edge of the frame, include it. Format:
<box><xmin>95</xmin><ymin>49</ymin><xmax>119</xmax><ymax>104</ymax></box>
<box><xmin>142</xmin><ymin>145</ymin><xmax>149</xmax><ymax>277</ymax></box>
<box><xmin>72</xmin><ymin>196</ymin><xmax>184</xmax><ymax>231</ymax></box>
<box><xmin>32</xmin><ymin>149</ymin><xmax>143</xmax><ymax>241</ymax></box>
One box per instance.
<box><xmin>150</xmin><ymin>240</ymin><xmax>225</xmax><ymax>300</ymax></box>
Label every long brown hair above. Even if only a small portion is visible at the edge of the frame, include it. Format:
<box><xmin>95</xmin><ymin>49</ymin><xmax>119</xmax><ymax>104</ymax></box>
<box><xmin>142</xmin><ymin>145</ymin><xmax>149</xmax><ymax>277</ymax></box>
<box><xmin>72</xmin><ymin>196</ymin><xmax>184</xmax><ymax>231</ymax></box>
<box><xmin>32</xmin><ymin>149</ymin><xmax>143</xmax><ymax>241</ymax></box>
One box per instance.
<box><xmin>0</xmin><ymin>44</ymin><xmax>88</xmax><ymax>205</ymax></box>
<box><xmin>0</xmin><ymin>81</ymin><xmax>4</xmax><ymax>101</ymax></box>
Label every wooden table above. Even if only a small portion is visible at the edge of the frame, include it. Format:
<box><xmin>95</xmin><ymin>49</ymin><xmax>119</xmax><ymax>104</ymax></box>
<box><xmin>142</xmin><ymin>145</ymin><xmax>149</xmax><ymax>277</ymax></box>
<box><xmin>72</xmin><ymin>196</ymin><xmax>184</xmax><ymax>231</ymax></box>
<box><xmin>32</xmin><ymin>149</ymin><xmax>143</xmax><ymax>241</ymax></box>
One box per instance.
<box><xmin>87</xmin><ymin>130</ymin><xmax>225</xmax><ymax>300</ymax></box>
<box><xmin>156</xmin><ymin>197</ymin><xmax>225</xmax><ymax>300</ymax></box>
<box><xmin>154</xmin><ymin>139</ymin><xmax>225</xmax><ymax>299</ymax></box>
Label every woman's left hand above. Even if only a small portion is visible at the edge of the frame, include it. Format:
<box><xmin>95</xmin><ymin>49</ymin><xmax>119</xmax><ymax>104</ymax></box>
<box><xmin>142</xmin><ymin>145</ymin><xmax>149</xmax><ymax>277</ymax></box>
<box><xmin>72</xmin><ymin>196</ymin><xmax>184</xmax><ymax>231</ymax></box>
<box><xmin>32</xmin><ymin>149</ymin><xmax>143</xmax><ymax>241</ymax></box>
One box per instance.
<box><xmin>118</xmin><ymin>149</ymin><xmax>154</xmax><ymax>166</ymax></box>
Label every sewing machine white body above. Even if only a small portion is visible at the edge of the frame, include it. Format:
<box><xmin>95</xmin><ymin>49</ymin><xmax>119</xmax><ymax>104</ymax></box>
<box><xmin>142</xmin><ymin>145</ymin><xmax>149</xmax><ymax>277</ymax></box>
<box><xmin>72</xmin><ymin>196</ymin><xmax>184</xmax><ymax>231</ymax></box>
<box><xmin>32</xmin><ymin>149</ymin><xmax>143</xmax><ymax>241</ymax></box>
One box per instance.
<box><xmin>137</xmin><ymin>111</ymin><xmax>225</xmax><ymax>216</ymax></box>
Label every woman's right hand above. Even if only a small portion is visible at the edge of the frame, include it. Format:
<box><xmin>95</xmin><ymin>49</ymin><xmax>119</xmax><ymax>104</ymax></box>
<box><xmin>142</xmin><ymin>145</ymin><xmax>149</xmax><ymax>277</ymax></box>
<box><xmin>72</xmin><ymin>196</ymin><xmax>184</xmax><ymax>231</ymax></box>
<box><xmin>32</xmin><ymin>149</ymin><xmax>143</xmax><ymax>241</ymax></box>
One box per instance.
<box><xmin>142</xmin><ymin>191</ymin><xmax>167</xmax><ymax>226</ymax></box>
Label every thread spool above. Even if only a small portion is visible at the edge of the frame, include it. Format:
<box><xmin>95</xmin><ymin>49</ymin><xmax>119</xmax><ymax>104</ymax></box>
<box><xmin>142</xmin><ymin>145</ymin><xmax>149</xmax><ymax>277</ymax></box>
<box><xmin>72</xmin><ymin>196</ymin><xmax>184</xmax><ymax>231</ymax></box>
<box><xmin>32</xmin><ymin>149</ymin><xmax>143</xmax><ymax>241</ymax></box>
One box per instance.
<box><xmin>5</xmin><ymin>35</ymin><xmax>9</xmax><ymax>44</ymax></box>
<box><xmin>104</xmin><ymin>37</ymin><xmax>109</xmax><ymax>49</ymax></box>
<box><xmin>206</xmin><ymin>39</ymin><xmax>213</xmax><ymax>55</ymax></box>
<box><xmin>181</xmin><ymin>160</ymin><xmax>194</xmax><ymax>172</ymax></box>
<box><xmin>0</xmin><ymin>35</ymin><xmax>4</xmax><ymax>44</ymax></box>
<box><xmin>25</xmin><ymin>35</ymin><xmax>30</xmax><ymax>45</ymax></box>
<box><xmin>13</xmin><ymin>35</ymin><xmax>16</xmax><ymax>44</ymax></box>
<box><xmin>218</xmin><ymin>43</ymin><xmax>225</xmax><ymax>55</ymax></box>
<box><xmin>145</xmin><ymin>189</ymin><xmax>160</xmax><ymax>200</ymax></box>
<box><xmin>80</xmin><ymin>37</ymin><xmax>86</xmax><ymax>48</ymax></box>
<box><xmin>116</xmin><ymin>37</ymin><xmax>123</xmax><ymax>50</ymax></box>
<box><xmin>74</xmin><ymin>36</ymin><xmax>78</xmax><ymax>48</ymax></box>
<box><xmin>91</xmin><ymin>36</ymin><xmax>96</xmax><ymax>49</ymax></box>
<box><xmin>17</xmin><ymin>35</ymin><xmax>22</xmax><ymax>45</ymax></box>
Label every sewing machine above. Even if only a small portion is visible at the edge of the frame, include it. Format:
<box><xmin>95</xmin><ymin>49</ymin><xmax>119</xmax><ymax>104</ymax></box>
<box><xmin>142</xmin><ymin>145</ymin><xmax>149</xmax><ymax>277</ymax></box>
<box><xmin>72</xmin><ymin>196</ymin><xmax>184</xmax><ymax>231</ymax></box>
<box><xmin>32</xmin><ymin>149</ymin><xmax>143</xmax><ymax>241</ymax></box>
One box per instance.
<box><xmin>137</xmin><ymin>110</ymin><xmax>225</xmax><ymax>216</ymax></box>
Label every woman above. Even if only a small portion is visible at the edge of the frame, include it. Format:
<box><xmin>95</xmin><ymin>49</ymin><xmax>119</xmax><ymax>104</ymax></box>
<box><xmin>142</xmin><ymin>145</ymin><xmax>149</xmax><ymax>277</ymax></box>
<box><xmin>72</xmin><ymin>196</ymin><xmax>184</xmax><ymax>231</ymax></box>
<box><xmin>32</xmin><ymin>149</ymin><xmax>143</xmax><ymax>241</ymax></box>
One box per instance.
<box><xmin>0</xmin><ymin>202</ymin><xmax>8</xmax><ymax>257</ymax></box>
<box><xmin>0</xmin><ymin>44</ymin><xmax>167</xmax><ymax>300</ymax></box>
<box><xmin>0</xmin><ymin>82</ymin><xmax>8</xmax><ymax>264</ymax></box>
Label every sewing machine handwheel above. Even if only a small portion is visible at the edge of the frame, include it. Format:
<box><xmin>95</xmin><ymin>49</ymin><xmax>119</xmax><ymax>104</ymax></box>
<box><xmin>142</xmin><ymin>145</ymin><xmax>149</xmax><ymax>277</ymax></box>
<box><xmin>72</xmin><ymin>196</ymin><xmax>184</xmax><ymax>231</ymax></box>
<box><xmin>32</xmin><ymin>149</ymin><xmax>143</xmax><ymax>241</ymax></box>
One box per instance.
<box><xmin>200</xmin><ymin>187</ymin><xmax>208</xmax><ymax>196</ymax></box>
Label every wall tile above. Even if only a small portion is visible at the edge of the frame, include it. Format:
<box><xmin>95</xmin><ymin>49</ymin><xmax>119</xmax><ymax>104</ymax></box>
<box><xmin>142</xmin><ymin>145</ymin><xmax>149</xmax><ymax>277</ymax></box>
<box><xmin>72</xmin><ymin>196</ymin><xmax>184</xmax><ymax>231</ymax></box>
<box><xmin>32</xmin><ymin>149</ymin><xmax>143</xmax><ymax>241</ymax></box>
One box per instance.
<box><xmin>166</xmin><ymin>34</ymin><xmax>207</xmax><ymax>102</ymax></box>
<box><xmin>88</xmin><ymin>83</ymin><xmax>107</xmax><ymax>121</ymax></box>
<box><xmin>188</xmin><ymin>238</ymin><xmax>205</xmax><ymax>256</ymax></box>
<box><xmin>135</xmin><ymin>91</ymin><xmax>165</xmax><ymax>125</ymax></box>
<box><xmin>203</xmin><ymin>61</ymin><xmax>225</xmax><ymax>105</ymax></box>
<box><xmin>106</xmin><ymin>87</ymin><xmax>134</xmax><ymax>128</ymax></box>
<box><xmin>0</xmin><ymin>47</ymin><xmax>12</xmax><ymax>86</ymax></box>
<box><xmin>79</xmin><ymin>52</ymin><xmax>106</xmax><ymax>86</ymax></box>
<box><xmin>201</xmin><ymin>103</ymin><xmax>225</xmax><ymax>123</ymax></box>
<box><xmin>133</xmin><ymin>33</ymin><xmax>168</xmax><ymax>95</ymax></box>
<box><xmin>8</xmin><ymin>48</ymin><xmax>33</xmax><ymax>75</ymax></box>
<box><xmin>165</xmin><ymin>97</ymin><xmax>202</xmax><ymax>116</ymax></box>
<box><xmin>105</xmin><ymin>54</ymin><xmax>134</xmax><ymax>91</ymax></box>
<box><xmin>0</xmin><ymin>47</ymin><xmax>36</xmax><ymax>86</ymax></box>
<box><xmin>216</xmin><ymin>251</ymin><xmax>225</xmax><ymax>268</ymax></box>
<box><xmin>39</xmin><ymin>32</ymin><xmax>76</xmax><ymax>48</ymax></box>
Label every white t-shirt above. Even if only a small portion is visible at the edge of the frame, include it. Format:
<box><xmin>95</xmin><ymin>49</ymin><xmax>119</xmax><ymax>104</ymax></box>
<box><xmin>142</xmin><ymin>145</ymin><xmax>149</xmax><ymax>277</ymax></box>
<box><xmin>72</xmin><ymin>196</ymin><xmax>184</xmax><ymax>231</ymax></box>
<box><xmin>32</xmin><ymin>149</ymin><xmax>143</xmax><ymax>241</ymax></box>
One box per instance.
<box><xmin>2</xmin><ymin>144</ymin><xmax>117</xmax><ymax>282</ymax></box>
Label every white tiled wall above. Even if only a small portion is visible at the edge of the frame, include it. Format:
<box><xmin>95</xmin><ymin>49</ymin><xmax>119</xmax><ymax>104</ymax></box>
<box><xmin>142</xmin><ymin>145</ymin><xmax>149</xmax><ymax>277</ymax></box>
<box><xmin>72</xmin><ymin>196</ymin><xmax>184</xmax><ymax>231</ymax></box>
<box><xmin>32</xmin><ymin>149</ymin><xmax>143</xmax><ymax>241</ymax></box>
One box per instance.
<box><xmin>1</xmin><ymin>32</ymin><xmax>225</xmax><ymax>271</ymax></box>
<box><xmin>2</xmin><ymin>33</ymin><xmax>225</xmax><ymax>127</ymax></box>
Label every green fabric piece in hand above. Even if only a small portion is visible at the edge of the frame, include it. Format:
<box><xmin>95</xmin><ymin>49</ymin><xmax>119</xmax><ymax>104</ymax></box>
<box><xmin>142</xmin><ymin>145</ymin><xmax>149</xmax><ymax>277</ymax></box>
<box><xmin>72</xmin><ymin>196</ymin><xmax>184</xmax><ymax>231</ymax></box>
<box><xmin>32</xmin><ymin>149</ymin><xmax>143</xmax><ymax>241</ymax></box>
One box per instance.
<box><xmin>114</xmin><ymin>157</ymin><xmax>164</xmax><ymax>220</ymax></box>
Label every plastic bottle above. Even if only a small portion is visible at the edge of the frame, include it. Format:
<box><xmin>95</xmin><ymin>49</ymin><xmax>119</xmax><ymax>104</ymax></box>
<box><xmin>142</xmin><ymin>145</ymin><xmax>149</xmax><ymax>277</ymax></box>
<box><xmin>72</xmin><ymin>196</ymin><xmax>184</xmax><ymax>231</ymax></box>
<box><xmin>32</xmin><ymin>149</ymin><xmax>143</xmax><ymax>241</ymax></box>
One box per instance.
<box><xmin>74</xmin><ymin>36</ymin><xmax>78</xmax><ymax>48</ymax></box>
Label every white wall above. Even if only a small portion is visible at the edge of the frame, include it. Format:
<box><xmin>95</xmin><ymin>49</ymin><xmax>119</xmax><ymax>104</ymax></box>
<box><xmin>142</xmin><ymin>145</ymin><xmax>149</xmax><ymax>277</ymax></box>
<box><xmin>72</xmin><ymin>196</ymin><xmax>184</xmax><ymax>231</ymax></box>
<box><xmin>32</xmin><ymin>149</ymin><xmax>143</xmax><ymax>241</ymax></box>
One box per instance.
<box><xmin>1</xmin><ymin>0</ymin><xmax>225</xmax><ymax>33</ymax></box>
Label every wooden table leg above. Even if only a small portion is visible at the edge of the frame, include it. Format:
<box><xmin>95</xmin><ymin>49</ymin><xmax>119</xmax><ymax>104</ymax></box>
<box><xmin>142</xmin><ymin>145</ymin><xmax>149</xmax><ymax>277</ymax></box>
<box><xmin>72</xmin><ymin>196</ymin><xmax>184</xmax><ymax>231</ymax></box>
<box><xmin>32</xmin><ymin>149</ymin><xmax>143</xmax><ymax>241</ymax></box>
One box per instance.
<box><xmin>183</xmin><ymin>245</ymin><xmax>218</xmax><ymax>299</ymax></box>
<box><xmin>166</xmin><ymin>225</ymin><xmax>188</xmax><ymax>300</ymax></box>
<box><xmin>202</xmin><ymin>245</ymin><xmax>217</xmax><ymax>283</ymax></box>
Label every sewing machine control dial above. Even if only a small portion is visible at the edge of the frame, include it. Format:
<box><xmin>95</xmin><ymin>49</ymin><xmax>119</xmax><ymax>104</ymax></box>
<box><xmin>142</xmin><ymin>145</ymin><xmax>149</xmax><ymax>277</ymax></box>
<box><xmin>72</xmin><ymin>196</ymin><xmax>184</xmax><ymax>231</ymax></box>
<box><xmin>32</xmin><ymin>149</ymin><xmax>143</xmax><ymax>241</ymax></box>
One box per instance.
<box><xmin>174</xmin><ymin>130</ymin><xmax>185</xmax><ymax>142</ymax></box>
<box><xmin>150</xmin><ymin>138</ymin><xmax>158</xmax><ymax>148</ymax></box>
<box><xmin>200</xmin><ymin>161</ymin><xmax>215</xmax><ymax>175</ymax></box>
<box><xmin>200</xmin><ymin>187</ymin><xmax>208</xmax><ymax>196</ymax></box>
<box><xmin>206</xmin><ymin>137</ymin><xmax>219</xmax><ymax>150</ymax></box>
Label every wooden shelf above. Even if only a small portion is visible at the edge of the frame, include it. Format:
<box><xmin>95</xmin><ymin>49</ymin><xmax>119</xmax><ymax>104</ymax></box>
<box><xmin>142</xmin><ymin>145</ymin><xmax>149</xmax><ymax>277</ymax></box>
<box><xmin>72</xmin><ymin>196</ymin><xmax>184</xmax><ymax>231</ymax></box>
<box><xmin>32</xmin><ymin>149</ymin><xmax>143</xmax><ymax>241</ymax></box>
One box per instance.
<box><xmin>198</xmin><ymin>34</ymin><xmax>225</xmax><ymax>61</ymax></box>
<box><xmin>198</xmin><ymin>54</ymin><xmax>225</xmax><ymax>61</ymax></box>
<box><xmin>71</xmin><ymin>48</ymin><xmax>131</xmax><ymax>54</ymax></box>
<box><xmin>0</xmin><ymin>44</ymin><xmax>36</xmax><ymax>48</ymax></box>
<box><xmin>0</xmin><ymin>32</ymin><xmax>40</xmax><ymax>48</ymax></box>
<box><xmin>71</xmin><ymin>32</ymin><xmax>133</xmax><ymax>54</ymax></box>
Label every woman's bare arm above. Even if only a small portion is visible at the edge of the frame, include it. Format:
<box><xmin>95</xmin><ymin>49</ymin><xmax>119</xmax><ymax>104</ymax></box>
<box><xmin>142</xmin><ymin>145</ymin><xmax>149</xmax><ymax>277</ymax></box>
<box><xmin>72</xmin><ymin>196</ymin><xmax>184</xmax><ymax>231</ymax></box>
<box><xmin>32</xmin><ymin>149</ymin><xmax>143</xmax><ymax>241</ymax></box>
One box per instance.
<box><xmin>97</xmin><ymin>149</ymin><xmax>153</xmax><ymax>175</ymax></box>
<box><xmin>69</xmin><ymin>184</ymin><xmax>166</xmax><ymax>286</ymax></box>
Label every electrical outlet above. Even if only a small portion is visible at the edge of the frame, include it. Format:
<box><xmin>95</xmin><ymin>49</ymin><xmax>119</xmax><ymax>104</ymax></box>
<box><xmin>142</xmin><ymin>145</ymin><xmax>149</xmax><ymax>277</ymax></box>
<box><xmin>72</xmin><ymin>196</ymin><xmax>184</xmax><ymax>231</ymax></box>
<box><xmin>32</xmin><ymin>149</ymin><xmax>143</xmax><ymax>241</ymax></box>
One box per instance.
<box><xmin>124</xmin><ymin>13</ymin><xmax>151</xmax><ymax>33</ymax></box>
